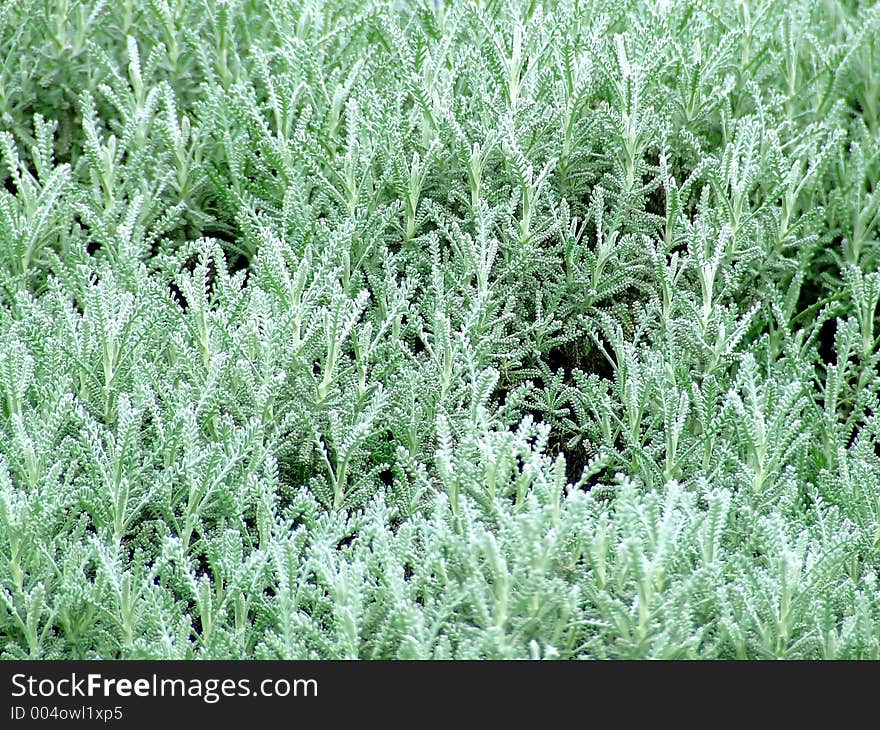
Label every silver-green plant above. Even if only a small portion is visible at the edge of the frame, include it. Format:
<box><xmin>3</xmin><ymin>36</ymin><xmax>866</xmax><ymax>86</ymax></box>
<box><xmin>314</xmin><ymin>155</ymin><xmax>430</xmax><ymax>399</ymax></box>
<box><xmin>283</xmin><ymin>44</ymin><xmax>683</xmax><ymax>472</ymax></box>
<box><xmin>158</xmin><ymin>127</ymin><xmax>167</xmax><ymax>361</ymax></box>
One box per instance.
<box><xmin>2</xmin><ymin>0</ymin><xmax>880</xmax><ymax>659</ymax></box>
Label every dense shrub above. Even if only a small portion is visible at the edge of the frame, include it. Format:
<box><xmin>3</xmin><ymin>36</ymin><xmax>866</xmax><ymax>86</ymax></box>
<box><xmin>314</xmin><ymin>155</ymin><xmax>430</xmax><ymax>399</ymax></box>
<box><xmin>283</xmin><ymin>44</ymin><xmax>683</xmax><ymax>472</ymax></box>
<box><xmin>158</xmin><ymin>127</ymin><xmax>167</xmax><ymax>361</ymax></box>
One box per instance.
<box><xmin>2</xmin><ymin>0</ymin><xmax>880</xmax><ymax>658</ymax></box>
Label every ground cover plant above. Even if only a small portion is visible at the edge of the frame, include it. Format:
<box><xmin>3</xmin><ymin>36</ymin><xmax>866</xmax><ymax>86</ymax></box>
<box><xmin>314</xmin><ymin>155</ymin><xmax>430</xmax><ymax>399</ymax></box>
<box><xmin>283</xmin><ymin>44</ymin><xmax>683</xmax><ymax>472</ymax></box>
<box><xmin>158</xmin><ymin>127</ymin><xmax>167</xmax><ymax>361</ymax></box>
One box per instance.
<box><xmin>1</xmin><ymin>0</ymin><xmax>880</xmax><ymax>659</ymax></box>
